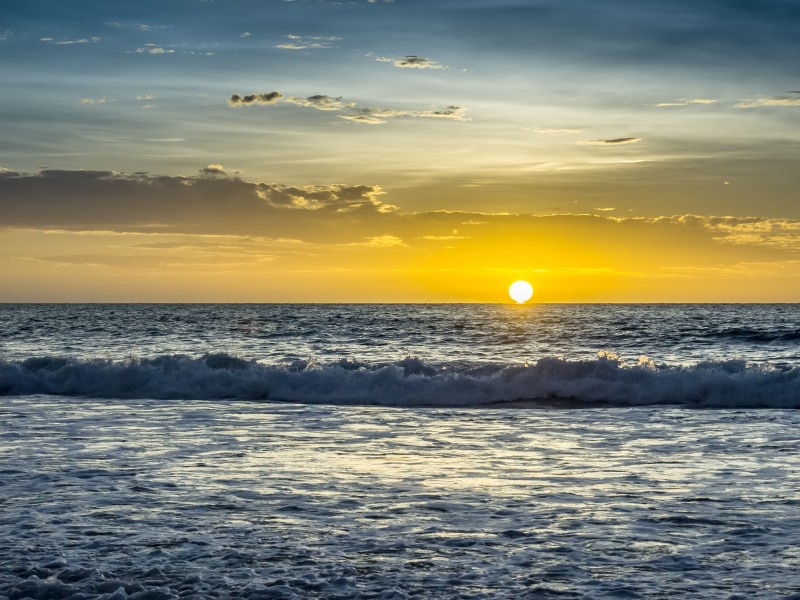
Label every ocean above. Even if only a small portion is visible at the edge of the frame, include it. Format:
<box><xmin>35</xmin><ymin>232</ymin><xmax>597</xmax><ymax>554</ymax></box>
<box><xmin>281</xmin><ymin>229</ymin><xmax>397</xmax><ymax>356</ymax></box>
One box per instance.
<box><xmin>1</xmin><ymin>303</ymin><xmax>799</xmax><ymax>598</ymax></box>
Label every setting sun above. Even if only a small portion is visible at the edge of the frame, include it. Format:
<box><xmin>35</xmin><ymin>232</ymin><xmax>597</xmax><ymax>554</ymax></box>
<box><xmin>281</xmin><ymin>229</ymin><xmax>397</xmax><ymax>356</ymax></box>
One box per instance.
<box><xmin>508</xmin><ymin>280</ymin><xmax>534</xmax><ymax>304</ymax></box>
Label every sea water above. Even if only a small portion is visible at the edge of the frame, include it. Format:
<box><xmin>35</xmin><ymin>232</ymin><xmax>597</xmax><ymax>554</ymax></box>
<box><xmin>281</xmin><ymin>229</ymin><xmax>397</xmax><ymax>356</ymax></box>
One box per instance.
<box><xmin>1</xmin><ymin>304</ymin><xmax>799</xmax><ymax>598</ymax></box>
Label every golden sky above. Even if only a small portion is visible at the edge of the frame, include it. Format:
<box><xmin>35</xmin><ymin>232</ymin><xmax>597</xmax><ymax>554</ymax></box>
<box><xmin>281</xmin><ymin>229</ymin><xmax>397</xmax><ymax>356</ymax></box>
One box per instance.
<box><xmin>1</xmin><ymin>0</ymin><xmax>799</xmax><ymax>301</ymax></box>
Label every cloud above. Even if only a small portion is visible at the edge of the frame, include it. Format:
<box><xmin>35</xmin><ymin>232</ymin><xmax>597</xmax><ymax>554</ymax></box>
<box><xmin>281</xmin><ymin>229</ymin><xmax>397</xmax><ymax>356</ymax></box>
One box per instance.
<box><xmin>392</xmin><ymin>55</ymin><xmax>445</xmax><ymax>69</ymax></box>
<box><xmin>368</xmin><ymin>53</ymin><xmax>445</xmax><ymax>69</ymax></box>
<box><xmin>106</xmin><ymin>22</ymin><xmax>164</xmax><ymax>31</ymax></box>
<box><xmin>340</xmin><ymin>106</ymin><xmax>468</xmax><ymax>124</ymax></box>
<box><xmin>338</xmin><ymin>115</ymin><xmax>387</xmax><ymax>125</ymax></box>
<box><xmin>285</xmin><ymin>95</ymin><xmax>352</xmax><ymax>111</ymax></box>
<box><xmin>79</xmin><ymin>97</ymin><xmax>107</xmax><ymax>105</ymax></box>
<box><xmin>655</xmin><ymin>98</ymin><xmax>717</xmax><ymax>107</ymax></box>
<box><xmin>200</xmin><ymin>164</ymin><xmax>227</xmax><ymax>176</ymax></box>
<box><xmin>346</xmin><ymin>235</ymin><xmax>406</xmax><ymax>247</ymax></box>
<box><xmin>2</xmin><ymin>171</ymin><xmax>799</xmax><ymax>291</ymax></box>
<box><xmin>736</xmin><ymin>97</ymin><xmax>800</xmax><ymax>108</ymax></box>
<box><xmin>262</xmin><ymin>184</ymin><xmax>396</xmax><ymax>213</ymax></box>
<box><xmin>0</xmin><ymin>169</ymin><xmax>396</xmax><ymax>241</ymax></box>
<box><xmin>229</xmin><ymin>92</ymin><xmax>283</xmax><ymax>107</ymax></box>
<box><xmin>240</xmin><ymin>32</ymin><xmax>251</xmax><ymax>38</ymax></box>
<box><xmin>527</xmin><ymin>127</ymin><xmax>584</xmax><ymax>135</ymax></box>
<box><xmin>135</xmin><ymin>94</ymin><xmax>155</xmax><ymax>101</ymax></box>
<box><xmin>135</xmin><ymin>46</ymin><xmax>174</xmax><ymax>55</ymax></box>
<box><xmin>276</xmin><ymin>34</ymin><xmax>341</xmax><ymax>50</ymax></box>
<box><xmin>660</xmin><ymin>215</ymin><xmax>800</xmax><ymax>250</ymax></box>
<box><xmin>579</xmin><ymin>137</ymin><xmax>641</xmax><ymax>145</ymax></box>
<box><xmin>0</xmin><ymin>29</ymin><xmax>12</xmax><ymax>41</ymax></box>
<box><xmin>42</xmin><ymin>36</ymin><xmax>102</xmax><ymax>45</ymax></box>
<box><xmin>2</xmin><ymin>170</ymin><xmax>797</xmax><ymax>254</ymax></box>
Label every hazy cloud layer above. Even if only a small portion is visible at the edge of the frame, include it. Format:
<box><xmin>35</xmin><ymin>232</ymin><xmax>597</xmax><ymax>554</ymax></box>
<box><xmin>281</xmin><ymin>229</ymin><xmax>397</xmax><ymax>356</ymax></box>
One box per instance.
<box><xmin>229</xmin><ymin>92</ymin><xmax>283</xmax><ymax>107</ymax></box>
<box><xmin>736</xmin><ymin>96</ymin><xmax>800</xmax><ymax>108</ymax></box>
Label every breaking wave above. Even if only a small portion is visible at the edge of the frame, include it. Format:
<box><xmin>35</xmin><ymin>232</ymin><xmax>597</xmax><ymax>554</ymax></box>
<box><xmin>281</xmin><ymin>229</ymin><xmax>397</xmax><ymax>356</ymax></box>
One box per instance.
<box><xmin>1</xmin><ymin>352</ymin><xmax>798</xmax><ymax>408</ymax></box>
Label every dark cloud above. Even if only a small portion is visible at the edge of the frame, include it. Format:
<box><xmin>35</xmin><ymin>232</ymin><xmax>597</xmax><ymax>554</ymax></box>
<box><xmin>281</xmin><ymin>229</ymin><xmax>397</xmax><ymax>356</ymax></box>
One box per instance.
<box><xmin>340</xmin><ymin>105</ymin><xmax>468</xmax><ymax>124</ymax></box>
<box><xmin>285</xmin><ymin>95</ymin><xmax>351</xmax><ymax>111</ymax></box>
<box><xmin>393</xmin><ymin>55</ymin><xmax>444</xmax><ymax>69</ymax></box>
<box><xmin>228</xmin><ymin>92</ymin><xmax>283</xmax><ymax>107</ymax></box>
<box><xmin>0</xmin><ymin>169</ymin><xmax>394</xmax><ymax>241</ymax></box>
<box><xmin>580</xmin><ymin>137</ymin><xmax>641</xmax><ymax>145</ymax></box>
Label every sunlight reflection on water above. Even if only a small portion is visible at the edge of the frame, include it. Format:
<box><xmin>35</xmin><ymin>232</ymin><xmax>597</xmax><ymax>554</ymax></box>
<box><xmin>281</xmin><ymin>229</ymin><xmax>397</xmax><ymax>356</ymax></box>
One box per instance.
<box><xmin>1</xmin><ymin>396</ymin><xmax>798</xmax><ymax>598</ymax></box>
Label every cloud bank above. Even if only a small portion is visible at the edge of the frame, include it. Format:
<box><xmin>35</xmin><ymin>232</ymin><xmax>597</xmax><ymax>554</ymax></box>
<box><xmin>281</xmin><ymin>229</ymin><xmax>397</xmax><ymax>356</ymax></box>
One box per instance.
<box><xmin>1</xmin><ymin>170</ymin><xmax>797</xmax><ymax>256</ymax></box>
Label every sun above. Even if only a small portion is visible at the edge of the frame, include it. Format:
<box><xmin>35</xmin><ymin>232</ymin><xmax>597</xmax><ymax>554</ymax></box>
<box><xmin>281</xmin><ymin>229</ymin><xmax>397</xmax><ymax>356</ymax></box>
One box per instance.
<box><xmin>508</xmin><ymin>280</ymin><xmax>534</xmax><ymax>304</ymax></box>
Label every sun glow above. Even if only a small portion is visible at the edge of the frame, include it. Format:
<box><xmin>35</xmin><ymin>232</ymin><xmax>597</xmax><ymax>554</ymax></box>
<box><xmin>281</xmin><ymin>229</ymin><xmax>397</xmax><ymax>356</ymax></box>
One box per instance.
<box><xmin>508</xmin><ymin>280</ymin><xmax>534</xmax><ymax>304</ymax></box>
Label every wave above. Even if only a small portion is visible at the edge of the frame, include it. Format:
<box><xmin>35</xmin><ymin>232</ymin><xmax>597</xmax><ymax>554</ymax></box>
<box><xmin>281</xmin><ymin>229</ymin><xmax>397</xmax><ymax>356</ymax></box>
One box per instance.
<box><xmin>1</xmin><ymin>353</ymin><xmax>798</xmax><ymax>408</ymax></box>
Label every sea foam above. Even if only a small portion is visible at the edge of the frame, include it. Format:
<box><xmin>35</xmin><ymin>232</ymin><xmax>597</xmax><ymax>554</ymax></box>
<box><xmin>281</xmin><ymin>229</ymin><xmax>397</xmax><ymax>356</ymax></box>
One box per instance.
<box><xmin>1</xmin><ymin>353</ymin><xmax>798</xmax><ymax>408</ymax></box>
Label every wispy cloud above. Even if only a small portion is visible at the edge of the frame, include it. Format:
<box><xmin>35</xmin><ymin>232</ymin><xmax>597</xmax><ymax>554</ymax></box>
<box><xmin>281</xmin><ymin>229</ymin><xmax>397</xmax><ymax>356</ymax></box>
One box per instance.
<box><xmin>276</xmin><ymin>34</ymin><xmax>341</xmax><ymax>50</ymax></box>
<box><xmin>579</xmin><ymin>137</ymin><xmax>641</xmax><ymax>146</ymax></box>
<box><xmin>136</xmin><ymin>94</ymin><xmax>156</xmax><ymax>109</ymax></box>
<box><xmin>79</xmin><ymin>97</ymin><xmax>108</xmax><ymax>105</ymax></box>
<box><xmin>106</xmin><ymin>22</ymin><xmax>166</xmax><ymax>32</ymax></box>
<box><xmin>0</xmin><ymin>29</ymin><xmax>12</xmax><ymax>41</ymax></box>
<box><xmin>369</xmin><ymin>53</ymin><xmax>445</xmax><ymax>69</ymax></box>
<box><xmin>135</xmin><ymin>45</ymin><xmax>174</xmax><ymax>55</ymax></box>
<box><xmin>527</xmin><ymin>127</ymin><xmax>584</xmax><ymax>135</ymax></box>
<box><xmin>228</xmin><ymin>92</ymin><xmax>283</xmax><ymax>107</ymax></box>
<box><xmin>346</xmin><ymin>235</ymin><xmax>406</xmax><ymax>247</ymax></box>
<box><xmin>340</xmin><ymin>106</ymin><xmax>468</xmax><ymax>125</ymax></box>
<box><xmin>736</xmin><ymin>96</ymin><xmax>800</xmax><ymax>108</ymax></box>
<box><xmin>285</xmin><ymin>95</ymin><xmax>352</xmax><ymax>111</ymax></box>
<box><xmin>41</xmin><ymin>36</ymin><xmax>102</xmax><ymax>45</ymax></box>
<box><xmin>655</xmin><ymin>98</ymin><xmax>717</xmax><ymax>107</ymax></box>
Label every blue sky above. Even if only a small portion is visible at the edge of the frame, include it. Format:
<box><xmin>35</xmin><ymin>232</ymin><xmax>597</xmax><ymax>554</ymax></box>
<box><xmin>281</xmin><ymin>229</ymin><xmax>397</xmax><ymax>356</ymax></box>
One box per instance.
<box><xmin>1</xmin><ymin>0</ymin><xmax>799</xmax><ymax>300</ymax></box>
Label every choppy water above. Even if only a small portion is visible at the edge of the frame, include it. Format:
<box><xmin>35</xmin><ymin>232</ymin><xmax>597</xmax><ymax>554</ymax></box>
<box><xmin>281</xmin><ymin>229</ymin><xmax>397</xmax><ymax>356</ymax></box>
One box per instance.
<box><xmin>1</xmin><ymin>397</ymin><xmax>799</xmax><ymax>599</ymax></box>
<box><xmin>1</xmin><ymin>304</ymin><xmax>799</xmax><ymax>598</ymax></box>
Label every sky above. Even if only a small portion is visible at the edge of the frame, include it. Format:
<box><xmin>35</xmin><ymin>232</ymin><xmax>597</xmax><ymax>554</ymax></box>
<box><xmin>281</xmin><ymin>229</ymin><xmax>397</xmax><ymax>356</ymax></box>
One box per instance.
<box><xmin>1</xmin><ymin>0</ymin><xmax>799</xmax><ymax>302</ymax></box>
